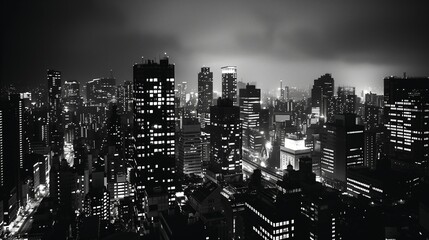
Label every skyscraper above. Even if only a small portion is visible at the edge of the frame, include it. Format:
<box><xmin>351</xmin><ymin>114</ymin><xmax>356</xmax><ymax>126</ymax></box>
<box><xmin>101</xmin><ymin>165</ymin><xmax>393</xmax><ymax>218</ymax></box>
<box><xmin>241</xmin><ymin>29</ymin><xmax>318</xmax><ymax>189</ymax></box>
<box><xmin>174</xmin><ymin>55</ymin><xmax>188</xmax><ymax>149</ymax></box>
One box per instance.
<box><xmin>47</xmin><ymin>69</ymin><xmax>63</xmax><ymax>155</ymax></box>
<box><xmin>321</xmin><ymin>114</ymin><xmax>364</xmax><ymax>190</ymax></box>
<box><xmin>133</xmin><ymin>57</ymin><xmax>176</xmax><ymax>211</ymax></box>
<box><xmin>117</xmin><ymin>81</ymin><xmax>134</xmax><ymax>113</ymax></box>
<box><xmin>384</xmin><ymin>76</ymin><xmax>429</xmax><ymax>174</ymax></box>
<box><xmin>63</xmin><ymin>80</ymin><xmax>81</xmax><ymax>111</ymax></box>
<box><xmin>311</xmin><ymin>74</ymin><xmax>334</xmax><ymax>121</ymax></box>
<box><xmin>197</xmin><ymin>67</ymin><xmax>213</xmax><ymax>115</ymax></box>
<box><xmin>239</xmin><ymin>84</ymin><xmax>261</xmax><ymax>148</ymax></box>
<box><xmin>210</xmin><ymin>98</ymin><xmax>242</xmax><ymax>178</ymax></box>
<box><xmin>336</xmin><ymin>86</ymin><xmax>356</xmax><ymax>115</ymax></box>
<box><xmin>177</xmin><ymin>118</ymin><xmax>202</xmax><ymax>176</ymax></box>
<box><xmin>198</xmin><ymin>67</ymin><xmax>213</xmax><ymax>174</ymax></box>
<box><xmin>221</xmin><ymin>66</ymin><xmax>238</xmax><ymax>104</ymax></box>
<box><xmin>0</xmin><ymin>96</ymin><xmax>22</xmax><ymax>225</ymax></box>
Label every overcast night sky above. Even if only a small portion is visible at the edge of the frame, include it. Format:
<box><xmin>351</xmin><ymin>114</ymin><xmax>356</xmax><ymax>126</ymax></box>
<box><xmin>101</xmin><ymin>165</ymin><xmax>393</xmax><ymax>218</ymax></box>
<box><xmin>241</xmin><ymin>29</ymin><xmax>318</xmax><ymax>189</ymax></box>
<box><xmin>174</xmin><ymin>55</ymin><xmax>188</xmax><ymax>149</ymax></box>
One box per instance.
<box><xmin>2</xmin><ymin>0</ymin><xmax>429</xmax><ymax>94</ymax></box>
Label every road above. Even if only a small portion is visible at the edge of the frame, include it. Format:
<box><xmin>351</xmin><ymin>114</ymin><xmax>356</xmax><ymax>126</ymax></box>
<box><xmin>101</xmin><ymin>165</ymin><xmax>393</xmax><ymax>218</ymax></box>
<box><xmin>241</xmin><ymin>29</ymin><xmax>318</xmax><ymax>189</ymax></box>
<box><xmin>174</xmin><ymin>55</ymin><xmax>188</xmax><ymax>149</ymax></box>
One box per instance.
<box><xmin>6</xmin><ymin>197</ymin><xmax>43</xmax><ymax>239</ymax></box>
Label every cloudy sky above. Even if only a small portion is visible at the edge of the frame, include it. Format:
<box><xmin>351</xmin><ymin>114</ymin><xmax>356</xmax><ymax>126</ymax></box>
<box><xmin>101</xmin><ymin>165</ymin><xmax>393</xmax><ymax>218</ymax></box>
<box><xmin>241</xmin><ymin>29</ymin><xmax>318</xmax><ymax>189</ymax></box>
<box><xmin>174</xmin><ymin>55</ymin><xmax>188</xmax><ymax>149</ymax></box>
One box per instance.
<box><xmin>2</xmin><ymin>0</ymin><xmax>428</xmax><ymax>94</ymax></box>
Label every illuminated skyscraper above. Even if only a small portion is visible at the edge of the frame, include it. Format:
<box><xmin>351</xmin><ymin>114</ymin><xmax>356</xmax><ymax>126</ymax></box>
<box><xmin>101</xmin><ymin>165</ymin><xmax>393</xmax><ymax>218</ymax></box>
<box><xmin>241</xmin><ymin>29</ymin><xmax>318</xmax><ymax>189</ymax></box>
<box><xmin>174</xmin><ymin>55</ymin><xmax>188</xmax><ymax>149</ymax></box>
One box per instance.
<box><xmin>384</xmin><ymin>76</ymin><xmax>429</xmax><ymax>174</ymax></box>
<box><xmin>63</xmin><ymin>80</ymin><xmax>80</xmax><ymax>111</ymax></box>
<box><xmin>47</xmin><ymin>69</ymin><xmax>63</xmax><ymax>155</ymax></box>
<box><xmin>336</xmin><ymin>86</ymin><xmax>356</xmax><ymax>115</ymax></box>
<box><xmin>311</xmin><ymin>74</ymin><xmax>334</xmax><ymax>121</ymax></box>
<box><xmin>210</xmin><ymin>98</ymin><xmax>242</xmax><ymax>178</ymax></box>
<box><xmin>117</xmin><ymin>81</ymin><xmax>133</xmax><ymax>113</ymax></box>
<box><xmin>221</xmin><ymin>66</ymin><xmax>237</xmax><ymax>104</ymax></box>
<box><xmin>0</xmin><ymin>95</ymin><xmax>23</xmax><ymax>224</ymax></box>
<box><xmin>239</xmin><ymin>84</ymin><xmax>261</xmax><ymax>148</ymax></box>
<box><xmin>177</xmin><ymin>118</ymin><xmax>202</xmax><ymax>176</ymax></box>
<box><xmin>321</xmin><ymin>114</ymin><xmax>364</xmax><ymax>190</ymax></box>
<box><xmin>133</xmin><ymin>57</ymin><xmax>176</xmax><ymax>212</ymax></box>
<box><xmin>198</xmin><ymin>67</ymin><xmax>213</xmax><ymax>173</ymax></box>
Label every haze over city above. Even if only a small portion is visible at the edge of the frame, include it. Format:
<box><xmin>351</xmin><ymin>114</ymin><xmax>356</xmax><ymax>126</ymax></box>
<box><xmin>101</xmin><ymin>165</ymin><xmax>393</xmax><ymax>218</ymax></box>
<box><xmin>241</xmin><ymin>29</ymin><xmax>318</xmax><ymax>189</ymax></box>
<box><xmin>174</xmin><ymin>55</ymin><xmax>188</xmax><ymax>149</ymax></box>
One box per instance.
<box><xmin>3</xmin><ymin>1</ymin><xmax>429</xmax><ymax>93</ymax></box>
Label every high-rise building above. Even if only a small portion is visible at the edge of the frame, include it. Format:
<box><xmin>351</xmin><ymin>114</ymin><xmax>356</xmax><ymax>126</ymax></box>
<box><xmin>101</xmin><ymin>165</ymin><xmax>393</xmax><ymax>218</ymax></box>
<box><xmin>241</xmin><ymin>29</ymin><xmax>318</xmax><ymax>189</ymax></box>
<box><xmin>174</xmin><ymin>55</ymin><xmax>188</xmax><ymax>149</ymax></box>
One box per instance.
<box><xmin>133</xmin><ymin>57</ymin><xmax>176</xmax><ymax>211</ymax></box>
<box><xmin>198</xmin><ymin>67</ymin><xmax>213</xmax><ymax>175</ymax></box>
<box><xmin>47</xmin><ymin>69</ymin><xmax>63</xmax><ymax>155</ymax></box>
<box><xmin>321</xmin><ymin>114</ymin><xmax>364</xmax><ymax>190</ymax></box>
<box><xmin>177</xmin><ymin>118</ymin><xmax>202</xmax><ymax>176</ymax></box>
<box><xmin>221</xmin><ymin>66</ymin><xmax>238</xmax><ymax>104</ymax></box>
<box><xmin>197</xmin><ymin>67</ymin><xmax>213</xmax><ymax>115</ymax></box>
<box><xmin>364</xmin><ymin>129</ymin><xmax>383</xmax><ymax>170</ymax></box>
<box><xmin>239</xmin><ymin>84</ymin><xmax>261</xmax><ymax>148</ymax></box>
<box><xmin>86</xmin><ymin>77</ymin><xmax>116</xmax><ymax>107</ymax></box>
<box><xmin>210</xmin><ymin>98</ymin><xmax>242</xmax><ymax>178</ymax></box>
<box><xmin>336</xmin><ymin>86</ymin><xmax>356</xmax><ymax>115</ymax></box>
<box><xmin>63</xmin><ymin>80</ymin><xmax>81</xmax><ymax>111</ymax></box>
<box><xmin>384</xmin><ymin>76</ymin><xmax>429</xmax><ymax>174</ymax></box>
<box><xmin>63</xmin><ymin>81</ymin><xmax>80</xmax><ymax>145</ymax></box>
<box><xmin>0</xmin><ymin>96</ymin><xmax>23</xmax><ymax>225</ymax></box>
<box><xmin>117</xmin><ymin>81</ymin><xmax>133</xmax><ymax>113</ymax></box>
<box><xmin>311</xmin><ymin>74</ymin><xmax>334</xmax><ymax>121</ymax></box>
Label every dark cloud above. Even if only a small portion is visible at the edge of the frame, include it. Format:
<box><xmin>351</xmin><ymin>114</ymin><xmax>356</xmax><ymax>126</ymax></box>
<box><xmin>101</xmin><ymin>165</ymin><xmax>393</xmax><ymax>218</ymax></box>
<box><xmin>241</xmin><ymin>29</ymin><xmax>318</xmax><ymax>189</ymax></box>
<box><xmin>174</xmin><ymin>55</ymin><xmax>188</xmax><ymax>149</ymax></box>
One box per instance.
<box><xmin>2</xmin><ymin>0</ymin><xmax>428</xmax><ymax>93</ymax></box>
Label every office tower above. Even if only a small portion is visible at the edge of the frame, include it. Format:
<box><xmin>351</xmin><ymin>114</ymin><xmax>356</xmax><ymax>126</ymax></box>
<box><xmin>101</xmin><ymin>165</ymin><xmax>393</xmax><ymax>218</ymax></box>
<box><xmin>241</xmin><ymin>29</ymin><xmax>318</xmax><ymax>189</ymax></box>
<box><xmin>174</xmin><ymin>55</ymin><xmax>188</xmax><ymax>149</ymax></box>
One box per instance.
<box><xmin>364</xmin><ymin>104</ymin><xmax>380</xmax><ymax>130</ymax></box>
<box><xmin>221</xmin><ymin>66</ymin><xmax>238</xmax><ymax>104</ymax></box>
<box><xmin>321</xmin><ymin>114</ymin><xmax>364</xmax><ymax>190</ymax></box>
<box><xmin>239</xmin><ymin>84</ymin><xmax>261</xmax><ymax>148</ymax></box>
<box><xmin>336</xmin><ymin>86</ymin><xmax>356</xmax><ymax>115</ymax></box>
<box><xmin>210</xmin><ymin>98</ymin><xmax>242</xmax><ymax>178</ymax></box>
<box><xmin>63</xmin><ymin>81</ymin><xmax>80</xmax><ymax>110</ymax></box>
<box><xmin>249</xmin><ymin>129</ymin><xmax>263</xmax><ymax>152</ymax></box>
<box><xmin>133</xmin><ymin>57</ymin><xmax>176</xmax><ymax>211</ymax></box>
<box><xmin>197</xmin><ymin>67</ymin><xmax>213</xmax><ymax>115</ymax></box>
<box><xmin>117</xmin><ymin>81</ymin><xmax>134</xmax><ymax>113</ymax></box>
<box><xmin>177</xmin><ymin>118</ymin><xmax>202</xmax><ymax>176</ymax></box>
<box><xmin>86</xmin><ymin>77</ymin><xmax>116</xmax><ymax>107</ymax></box>
<box><xmin>106</xmin><ymin>103</ymin><xmax>129</xmax><ymax>200</ymax></box>
<box><xmin>311</xmin><ymin>74</ymin><xmax>334</xmax><ymax>121</ymax></box>
<box><xmin>362</xmin><ymin>92</ymin><xmax>383</xmax><ymax>170</ymax></box>
<box><xmin>63</xmin><ymin>81</ymin><xmax>80</xmax><ymax>145</ymax></box>
<box><xmin>84</xmin><ymin>170</ymin><xmax>110</xmax><ymax>221</ymax></box>
<box><xmin>364</xmin><ymin>130</ymin><xmax>379</xmax><ymax>170</ymax></box>
<box><xmin>47</xmin><ymin>69</ymin><xmax>64</xmax><ymax>155</ymax></box>
<box><xmin>0</xmin><ymin>96</ymin><xmax>23</xmax><ymax>225</ymax></box>
<box><xmin>245</xmin><ymin>179</ymin><xmax>301</xmax><ymax>239</ymax></box>
<box><xmin>197</xmin><ymin>67</ymin><xmax>213</xmax><ymax>174</ymax></box>
<box><xmin>384</xmin><ymin>76</ymin><xmax>429</xmax><ymax>173</ymax></box>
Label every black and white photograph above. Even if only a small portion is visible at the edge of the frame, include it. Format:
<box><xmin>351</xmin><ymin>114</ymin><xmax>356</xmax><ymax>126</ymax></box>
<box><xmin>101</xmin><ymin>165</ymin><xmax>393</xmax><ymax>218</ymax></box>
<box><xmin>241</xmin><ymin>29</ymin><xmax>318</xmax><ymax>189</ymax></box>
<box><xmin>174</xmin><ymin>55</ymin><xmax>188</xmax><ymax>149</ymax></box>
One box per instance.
<box><xmin>1</xmin><ymin>1</ymin><xmax>429</xmax><ymax>239</ymax></box>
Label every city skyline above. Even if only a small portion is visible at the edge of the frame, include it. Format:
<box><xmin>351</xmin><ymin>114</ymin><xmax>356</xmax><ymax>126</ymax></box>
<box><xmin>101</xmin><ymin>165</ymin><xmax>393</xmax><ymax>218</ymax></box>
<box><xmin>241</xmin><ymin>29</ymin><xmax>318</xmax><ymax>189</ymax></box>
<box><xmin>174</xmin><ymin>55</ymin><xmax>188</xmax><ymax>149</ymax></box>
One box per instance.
<box><xmin>3</xmin><ymin>1</ymin><xmax>429</xmax><ymax>94</ymax></box>
<box><xmin>1</xmin><ymin>1</ymin><xmax>429</xmax><ymax>239</ymax></box>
